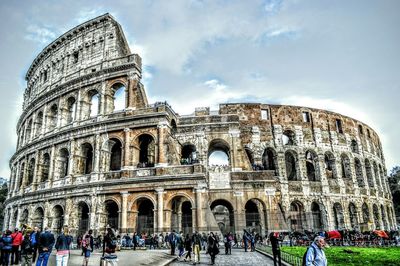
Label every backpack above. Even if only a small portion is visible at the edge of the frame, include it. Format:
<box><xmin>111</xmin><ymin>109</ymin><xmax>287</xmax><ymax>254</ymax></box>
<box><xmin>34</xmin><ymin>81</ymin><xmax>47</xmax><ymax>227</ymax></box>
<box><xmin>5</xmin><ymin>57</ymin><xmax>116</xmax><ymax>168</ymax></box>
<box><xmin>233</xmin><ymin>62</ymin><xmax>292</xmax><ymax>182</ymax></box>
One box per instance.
<box><xmin>82</xmin><ymin>235</ymin><xmax>91</xmax><ymax>249</ymax></box>
<box><xmin>302</xmin><ymin>245</ymin><xmax>317</xmax><ymax>266</ymax></box>
<box><xmin>22</xmin><ymin>238</ymin><xmax>33</xmax><ymax>253</ymax></box>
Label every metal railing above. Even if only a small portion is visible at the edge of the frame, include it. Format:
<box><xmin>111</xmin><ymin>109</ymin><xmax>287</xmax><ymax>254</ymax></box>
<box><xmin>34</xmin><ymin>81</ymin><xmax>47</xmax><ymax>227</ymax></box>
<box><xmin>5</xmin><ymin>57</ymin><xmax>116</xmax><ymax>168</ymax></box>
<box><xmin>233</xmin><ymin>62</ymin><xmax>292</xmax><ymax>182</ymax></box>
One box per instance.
<box><xmin>257</xmin><ymin>244</ymin><xmax>302</xmax><ymax>266</ymax></box>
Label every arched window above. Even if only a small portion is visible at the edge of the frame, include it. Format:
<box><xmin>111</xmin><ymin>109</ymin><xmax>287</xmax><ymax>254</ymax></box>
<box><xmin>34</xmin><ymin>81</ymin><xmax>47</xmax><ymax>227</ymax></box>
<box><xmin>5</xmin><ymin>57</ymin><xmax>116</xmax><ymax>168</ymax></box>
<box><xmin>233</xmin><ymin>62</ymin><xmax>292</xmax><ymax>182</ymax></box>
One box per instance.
<box><xmin>354</xmin><ymin>158</ymin><xmax>365</xmax><ymax>187</ymax></box>
<box><xmin>289</xmin><ymin>201</ymin><xmax>305</xmax><ymax>231</ymax></box>
<box><xmin>351</xmin><ymin>140</ymin><xmax>359</xmax><ymax>153</ymax></box>
<box><xmin>262</xmin><ymin>148</ymin><xmax>277</xmax><ymax>171</ymax></box>
<box><xmin>137</xmin><ymin>134</ymin><xmax>155</xmax><ymax>168</ymax></box>
<box><xmin>58</xmin><ymin>148</ymin><xmax>69</xmax><ymax>178</ymax></box>
<box><xmin>208</xmin><ymin>139</ymin><xmax>230</xmax><ymax>166</ymax></box>
<box><xmin>282</xmin><ymin>130</ymin><xmax>296</xmax><ymax>145</ymax></box>
<box><xmin>81</xmin><ymin>143</ymin><xmax>93</xmax><ymax>174</ymax></box>
<box><xmin>34</xmin><ymin>112</ymin><xmax>43</xmax><ymax>137</ymax></box>
<box><xmin>18</xmin><ymin>163</ymin><xmax>25</xmax><ymax>188</ymax></box>
<box><xmin>349</xmin><ymin>203</ymin><xmax>359</xmax><ymax>229</ymax></box>
<box><xmin>89</xmin><ymin>90</ymin><xmax>100</xmax><ymax>117</ymax></box>
<box><xmin>333</xmin><ymin>203</ymin><xmax>345</xmax><ymax>230</ymax></box>
<box><xmin>311</xmin><ymin>202</ymin><xmax>323</xmax><ymax>231</ymax></box>
<box><xmin>47</xmin><ymin>104</ymin><xmax>58</xmax><ymax>130</ymax></box>
<box><xmin>285</xmin><ymin>151</ymin><xmax>297</xmax><ymax>181</ymax></box>
<box><xmin>27</xmin><ymin>158</ymin><xmax>35</xmax><ymax>185</ymax></box>
<box><xmin>25</xmin><ymin>120</ymin><xmax>33</xmax><ymax>143</ymax></box>
<box><xmin>324</xmin><ymin>152</ymin><xmax>337</xmax><ymax>179</ymax></box>
<box><xmin>365</xmin><ymin>159</ymin><xmax>374</xmax><ymax>188</ymax></box>
<box><xmin>110</xmin><ymin>138</ymin><xmax>122</xmax><ymax>171</ymax></box>
<box><xmin>181</xmin><ymin>144</ymin><xmax>197</xmax><ymax>165</ymax></box>
<box><xmin>341</xmin><ymin>154</ymin><xmax>352</xmax><ymax>179</ymax></box>
<box><xmin>305</xmin><ymin>150</ymin><xmax>319</xmax><ymax>181</ymax></box>
<box><xmin>41</xmin><ymin>153</ymin><xmax>50</xmax><ymax>182</ymax></box>
<box><xmin>362</xmin><ymin>203</ymin><xmax>370</xmax><ymax>224</ymax></box>
<box><xmin>112</xmin><ymin>84</ymin><xmax>126</xmax><ymax>112</ymax></box>
<box><xmin>66</xmin><ymin>97</ymin><xmax>76</xmax><ymax>124</ymax></box>
<box><xmin>105</xmin><ymin>200</ymin><xmax>119</xmax><ymax>230</ymax></box>
<box><xmin>373</xmin><ymin>204</ymin><xmax>380</xmax><ymax>229</ymax></box>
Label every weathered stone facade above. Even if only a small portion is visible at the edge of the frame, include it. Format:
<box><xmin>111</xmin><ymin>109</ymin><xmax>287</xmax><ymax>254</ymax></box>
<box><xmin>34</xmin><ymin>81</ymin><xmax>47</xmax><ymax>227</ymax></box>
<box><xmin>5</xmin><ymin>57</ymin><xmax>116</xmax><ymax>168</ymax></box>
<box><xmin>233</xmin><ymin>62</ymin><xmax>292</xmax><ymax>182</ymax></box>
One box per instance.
<box><xmin>3</xmin><ymin>14</ymin><xmax>396</xmax><ymax>237</ymax></box>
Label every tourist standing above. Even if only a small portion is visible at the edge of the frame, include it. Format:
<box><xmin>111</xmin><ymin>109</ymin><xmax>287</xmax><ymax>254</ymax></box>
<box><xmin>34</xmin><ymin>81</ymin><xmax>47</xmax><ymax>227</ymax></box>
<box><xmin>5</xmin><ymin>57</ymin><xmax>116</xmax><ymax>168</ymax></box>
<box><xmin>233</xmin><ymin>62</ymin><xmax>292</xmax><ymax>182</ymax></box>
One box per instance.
<box><xmin>192</xmin><ymin>231</ymin><xmax>201</xmax><ymax>264</ymax></box>
<box><xmin>132</xmin><ymin>232</ymin><xmax>138</xmax><ymax>250</ymax></box>
<box><xmin>55</xmin><ymin>226</ymin><xmax>72</xmax><ymax>266</ymax></box>
<box><xmin>224</xmin><ymin>233</ymin><xmax>232</xmax><ymax>255</ymax></box>
<box><xmin>82</xmin><ymin>230</ymin><xmax>94</xmax><ymax>266</ymax></box>
<box><xmin>243</xmin><ymin>230</ymin><xmax>249</xmax><ymax>252</ymax></box>
<box><xmin>207</xmin><ymin>232</ymin><xmax>219</xmax><ymax>265</ymax></box>
<box><xmin>21</xmin><ymin>231</ymin><xmax>34</xmax><ymax>266</ymax></box>
<box><xmin>36</xmin><ymin>227</ymin><xmax>55</xmax><ymax>266</ymax></box>
<box><xmin>184</xmin><ymin>233</ymin><xmax>192</xmax><ymax>262</ymax></box>
<box><xmin>2</xmin><ymin>230</ymin><xmax>13</xmax><ymax>266</ymax></box>
<box><xmin>177</xmin><ymin>231</ymin><xmax>184</xmax><ymax>259</ymax></box>
<box><xmin>31</xmin><ymin>227</ymin><xmax>40</xmax><ymax>263</ymax></box>
<box><xmin>11</xmin><ymin>228</ymin><xmax>23</xmax><ymax>265</ymax></box>
<box><xmin>304</xmin><ymin>236</ymin><xmax>327</xmax><ymax>266</ymax></box>
<box><xmin>269</xmin><ymin>232</ymin><xmax>282</xmax><ymax>266</ymax></box>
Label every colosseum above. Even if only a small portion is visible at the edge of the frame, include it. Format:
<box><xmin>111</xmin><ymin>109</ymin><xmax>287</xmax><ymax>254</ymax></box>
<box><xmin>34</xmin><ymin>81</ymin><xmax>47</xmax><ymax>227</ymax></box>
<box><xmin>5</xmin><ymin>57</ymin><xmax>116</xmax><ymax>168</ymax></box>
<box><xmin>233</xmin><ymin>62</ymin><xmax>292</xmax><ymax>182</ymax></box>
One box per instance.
<box><xmin>3</xmin><ymin>14</ymin><xmax>397</xmax><ymax>238</ymax></box>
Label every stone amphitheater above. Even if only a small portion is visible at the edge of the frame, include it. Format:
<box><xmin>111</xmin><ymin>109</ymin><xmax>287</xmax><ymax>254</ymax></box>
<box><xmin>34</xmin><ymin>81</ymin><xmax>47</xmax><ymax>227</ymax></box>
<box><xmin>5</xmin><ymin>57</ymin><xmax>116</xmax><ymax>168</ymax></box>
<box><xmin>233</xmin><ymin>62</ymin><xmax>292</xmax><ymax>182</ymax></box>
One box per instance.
<box><xmin>3</xmin><ymin>14</ymin><xmax>396</xmax><ymax>237</ymax></box>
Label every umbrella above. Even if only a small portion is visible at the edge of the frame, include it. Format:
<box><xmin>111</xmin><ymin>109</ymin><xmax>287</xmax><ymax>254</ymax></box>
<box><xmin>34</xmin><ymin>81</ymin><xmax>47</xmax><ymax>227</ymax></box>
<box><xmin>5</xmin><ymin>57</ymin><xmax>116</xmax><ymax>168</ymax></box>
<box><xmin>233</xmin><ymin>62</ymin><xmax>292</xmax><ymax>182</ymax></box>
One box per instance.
<box><xmin>327</xmin><ymin>230</ymin><xmax>341</xmax><ymax>239</ymax></box>
<box><xmin>373</xmin><ymin>230</ymin><xmax>389</xmax><ymax>239</ymax></box>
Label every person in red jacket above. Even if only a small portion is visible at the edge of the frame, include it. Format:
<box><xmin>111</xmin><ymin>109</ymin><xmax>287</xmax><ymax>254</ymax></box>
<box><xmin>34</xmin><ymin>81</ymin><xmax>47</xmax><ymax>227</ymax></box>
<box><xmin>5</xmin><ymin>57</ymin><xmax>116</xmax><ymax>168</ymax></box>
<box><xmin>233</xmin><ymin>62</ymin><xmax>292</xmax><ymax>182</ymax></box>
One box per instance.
<box><xmin>11</xmin><ymin>228</ymin><xmax>23</xmax><ymax>265</ymax></box>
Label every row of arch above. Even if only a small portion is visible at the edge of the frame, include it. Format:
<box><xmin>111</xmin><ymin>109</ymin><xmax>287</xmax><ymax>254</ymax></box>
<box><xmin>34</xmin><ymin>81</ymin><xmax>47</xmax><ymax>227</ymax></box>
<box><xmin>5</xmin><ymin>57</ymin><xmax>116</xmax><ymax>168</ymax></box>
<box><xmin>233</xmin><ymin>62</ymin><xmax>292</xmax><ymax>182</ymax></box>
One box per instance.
<box><xmin>19</xmin><ymin>83</ymin><xmax>127</xmax><ymax>148</ymax></box>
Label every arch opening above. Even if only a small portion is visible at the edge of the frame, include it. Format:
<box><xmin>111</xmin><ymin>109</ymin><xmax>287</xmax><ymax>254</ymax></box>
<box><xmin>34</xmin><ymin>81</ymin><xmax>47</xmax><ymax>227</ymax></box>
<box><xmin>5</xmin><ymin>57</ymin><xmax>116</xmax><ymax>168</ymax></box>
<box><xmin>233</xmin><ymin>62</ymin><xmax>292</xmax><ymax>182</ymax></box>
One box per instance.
<box><xmin>136</xmin><ymin>198</ymin><xmax>154</xmax><ymax>235</ymax></box>
<box><xmin>211</xmin><ymin>199</ymin><xmax>235</xmax><ymax>234</ymax></box>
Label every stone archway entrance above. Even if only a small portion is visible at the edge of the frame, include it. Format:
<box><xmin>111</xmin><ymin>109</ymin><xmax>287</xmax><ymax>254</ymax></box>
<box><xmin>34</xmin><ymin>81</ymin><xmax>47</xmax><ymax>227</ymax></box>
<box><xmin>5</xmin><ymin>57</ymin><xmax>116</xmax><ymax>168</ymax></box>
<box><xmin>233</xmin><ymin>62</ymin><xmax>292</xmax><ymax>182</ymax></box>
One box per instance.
<box><xmin>51</xmin><ymin>205</ymin><xmax>64</xmax><ymax>234</ymax></box>
<box><xmin>169</xmin><ymin>196</ymin><xmax>193</xmax><ymax>234</ymax></box>
<box><xmin>136</xmin><ymin>198</ymin><xmax>154</xmax><ymax>235</ymax></box>
<box><xmin>210</xmin><ymin>199</ymin><xmax>235</xmax><ymax>234</ymax></box>
<box><xmin>245</xmin><ymin>199</ymin><xmax>267</xmax><ymax>234</ymax></box>
<box><xmin>105</xmin><ymin>200</ymin><xmax>119</xmax><ymax>230</ymax></box>
<box><xmin>32</xmin><ymin>207</ymin><xmax>44</xmax><ymax>230</ymax></box>
<box><xmin>78</xmin><ymin>202</ymin><xmax>90</xmax><ymax>236</ymax></box>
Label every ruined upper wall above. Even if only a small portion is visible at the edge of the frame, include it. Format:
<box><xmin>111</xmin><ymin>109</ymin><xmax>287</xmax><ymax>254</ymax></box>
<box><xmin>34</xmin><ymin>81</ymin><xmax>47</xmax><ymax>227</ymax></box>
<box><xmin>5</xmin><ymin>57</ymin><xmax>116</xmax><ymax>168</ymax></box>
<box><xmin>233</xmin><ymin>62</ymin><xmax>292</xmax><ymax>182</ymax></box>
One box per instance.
<box><xmin>24</xmin><ymin>14</ymin><xmax>132</xmax><ymax>105</ymax></box>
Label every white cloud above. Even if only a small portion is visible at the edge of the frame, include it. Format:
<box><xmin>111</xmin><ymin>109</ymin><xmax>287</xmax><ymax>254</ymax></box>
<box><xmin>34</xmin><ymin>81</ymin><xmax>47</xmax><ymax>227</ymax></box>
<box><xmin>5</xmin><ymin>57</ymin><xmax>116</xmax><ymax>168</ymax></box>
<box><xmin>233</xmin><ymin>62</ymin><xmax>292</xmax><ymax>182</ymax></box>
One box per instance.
<box><xmin>25</xmin><ymin>25</ymin><xmax>57</xmax><ymax>45</ymax></box>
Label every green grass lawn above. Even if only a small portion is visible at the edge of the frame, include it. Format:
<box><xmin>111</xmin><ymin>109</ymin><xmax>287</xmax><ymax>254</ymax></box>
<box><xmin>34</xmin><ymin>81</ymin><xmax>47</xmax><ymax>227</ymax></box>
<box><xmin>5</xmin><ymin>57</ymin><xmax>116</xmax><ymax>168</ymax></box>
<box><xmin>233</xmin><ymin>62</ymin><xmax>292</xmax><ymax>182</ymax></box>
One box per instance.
<box><xmin>281</xmin><ymin>246</ymin><xmax>400</xmax><ymax>266</ymax></box>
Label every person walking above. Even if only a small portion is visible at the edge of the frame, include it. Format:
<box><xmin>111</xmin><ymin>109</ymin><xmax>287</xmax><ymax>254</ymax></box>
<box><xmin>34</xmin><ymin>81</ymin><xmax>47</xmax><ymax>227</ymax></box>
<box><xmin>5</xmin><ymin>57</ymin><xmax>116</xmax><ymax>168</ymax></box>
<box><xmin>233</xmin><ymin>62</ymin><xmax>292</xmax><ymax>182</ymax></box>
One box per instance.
<box><xmin>184</xmin><ymin>233</ymin><xmax>192</xmax><ymax>262</ymax></box>
<box><xmin>21</xmin><ymin>231</ymin><xmax>34</xmax><ymax>266</ymax></box>
<box><xmin>11</xmin><ymin>228</ymin><xmax>23</xmax><ymax>265</ymax></box>
<box><xmin>192</xmin><ymin>231</ymin><xmax>201</xmax><ymax>265</ymax></box>
<box><xmin>82</xmin><ymin>230</ymin><xmax>94</xmax><ymax>266</ymax></box>
<box><xmin>269</xmin><ymin>232</ymin><xmax>282</xmax><ymax>266</ymax></box>
<box><xmin>168</xmin><ymin>230</ymin><xmax>176</xmax><ymax>256</ymax></box>
<box><xmin>304</xmin><ymin>236</ymin><xmax>328</xmax><ymax>266</ymax></box>
<box><xmin>2</xmin><ymin>230</ymin><xmax>13</xmax><ymax>266</ymax></box>
<box><xmin>103</xmin><ymin>228</ymin><xmax>118</xmax><ymax>266</ymax></box>
<box><xmin>55</xmin><ymin>226</ymin><xmax>72</xmax><ymax>266</ymax></box>
<box><xmin>177</xmin><ymin>232</ymin><xmax>184</xmax><ymax>259</ymax></box>
<box><xmin>36</xmin><ymin>227</ymin><xmax>55</xmax><ymax>266</ymax></box>
<box><xmin>207</xmin><ymin>232</ymin><xmax>219</xmax><ymax>265</ymax></box>
<box><xmin>242</xmin><ymin>230</ymin><xmax>249</xmax><ymax>252</ymax></box>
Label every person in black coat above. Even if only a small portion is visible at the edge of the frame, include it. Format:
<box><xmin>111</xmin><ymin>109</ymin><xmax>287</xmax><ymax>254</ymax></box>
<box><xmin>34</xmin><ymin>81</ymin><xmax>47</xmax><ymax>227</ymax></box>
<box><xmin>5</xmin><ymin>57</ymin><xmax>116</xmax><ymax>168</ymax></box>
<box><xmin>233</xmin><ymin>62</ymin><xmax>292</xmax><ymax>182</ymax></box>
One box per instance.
<box><xmin>184</xmin><ymin>233</ymin><xmax>192</xmax><ymax>262</ymax></box>
<box><xmin>207</xmin><ymin>232</ymin><xmax>219</xmax><ymax>265</ymax></box>
<box><xmin>269</xmin><ymin>232</ymin><xmax>282</xmax><ymax>266</ymax></box>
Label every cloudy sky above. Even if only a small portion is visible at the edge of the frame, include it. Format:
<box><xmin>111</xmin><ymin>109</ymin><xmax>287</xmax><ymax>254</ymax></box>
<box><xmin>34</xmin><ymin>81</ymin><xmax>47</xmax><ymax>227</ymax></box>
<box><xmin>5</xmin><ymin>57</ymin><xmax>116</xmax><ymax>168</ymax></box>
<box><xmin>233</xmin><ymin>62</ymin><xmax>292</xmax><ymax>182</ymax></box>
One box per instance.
<box><xmin>0</xmin><ymin>0</ymin><xmax>399</xmax><ymax>178</ymax></box>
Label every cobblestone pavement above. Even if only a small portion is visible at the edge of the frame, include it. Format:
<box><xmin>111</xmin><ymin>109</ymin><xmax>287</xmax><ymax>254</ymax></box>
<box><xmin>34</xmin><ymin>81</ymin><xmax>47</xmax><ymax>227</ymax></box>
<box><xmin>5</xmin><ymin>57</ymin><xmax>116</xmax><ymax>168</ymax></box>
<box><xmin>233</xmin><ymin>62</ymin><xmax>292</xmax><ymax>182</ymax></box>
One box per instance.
<box><xmin>169</xmin><ymin>247</ymin><xmax>274</xmax><ymax>266</ymax></box>
<box><xmin>43</xmin><ymin>248</ymin><xmax>176</xmax><ymax>266</ymax></box>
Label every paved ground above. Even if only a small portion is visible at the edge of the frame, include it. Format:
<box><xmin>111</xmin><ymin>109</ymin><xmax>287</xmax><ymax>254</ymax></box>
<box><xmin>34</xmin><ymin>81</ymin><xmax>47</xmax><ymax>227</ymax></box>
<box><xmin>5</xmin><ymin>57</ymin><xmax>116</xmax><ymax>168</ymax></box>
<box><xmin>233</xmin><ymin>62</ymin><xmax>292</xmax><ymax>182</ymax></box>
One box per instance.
<box><xmin>169</xmin><ymin>247</ymin><xmax>274</xmax><ymax>266</ymax></box>
<box><xmin>42</xmin><ymin>248</ymin><xmax>176</xmax><ymax>266</ymax></box>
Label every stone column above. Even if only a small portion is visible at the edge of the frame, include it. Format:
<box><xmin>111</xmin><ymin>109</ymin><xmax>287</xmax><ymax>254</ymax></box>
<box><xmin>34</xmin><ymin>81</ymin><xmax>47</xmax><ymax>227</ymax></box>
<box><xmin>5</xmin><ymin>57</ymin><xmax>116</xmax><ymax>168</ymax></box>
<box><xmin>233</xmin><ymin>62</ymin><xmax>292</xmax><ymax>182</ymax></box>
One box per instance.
<box><xmin>99</xmin><ymin>82</ymin><xmax>107</xmax><ymax>115</ymax></box>
<box><xmin>93</xmin><ymin>134</ymin><xmax>101</xmax><ymax>174</ymax></box>
<box><xmin>20</xmin><ymin>158</ymin><xmax>28</xmax><ymax>192</ymax></box>
<box><xmin>56</xmin><ymin>98</ymin><xmax>62</xmax><ymax>128</ymax></box>
<box><xmin>157</xmin><ymin>122</ymin><xmax>168</xmax><ymax>166</ymax></box>
<box><xmin>156</xmin><ymin>188</ymin><xmax>164</xmax><ymax>233</ymax></box>
<box><xmin>48</xmin><ymin>145</ymin><xmax>56</xmax><ymax>187</ymax></box>
<box><xmin>195</xmin><ymin>187</ymin><xmax>206</xmax><ymax>232</ymax></box>
<box><xmin>75</xmin><ymin>89</ymin><xmax>82</xmax><ymax>121</ymax></box>
<box><xmin>63</xmin><ymin>197</ymin><xmax>72</xmax><ymax>227</ymax></box>
<box><xmin>68</xmin><ymin>138</ymin><xmax>75</xmax><ymax>176</ymax></box>
<box><xmin>41</xmin><ymin>104</ymin><xmax>48</xmax><ymax>135</ymax></box>
<box><xmin>120</xmin><ymin>191</ymin><xmax>129</xmax><ymax>233</ymax></box>
<box><xmin>229</xmin><ymin>129</ymin><xmax>241</xmax><ymax>171</ymax></box>
<box><xmin>123</xmin><ymin>128</ymin><xmax>131</xmax><ymax>169</ymax></box>
<box><xmin>32</xmin><ymin>150</ymin><xmax>40</xmax><ymax>191</ymax></box>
